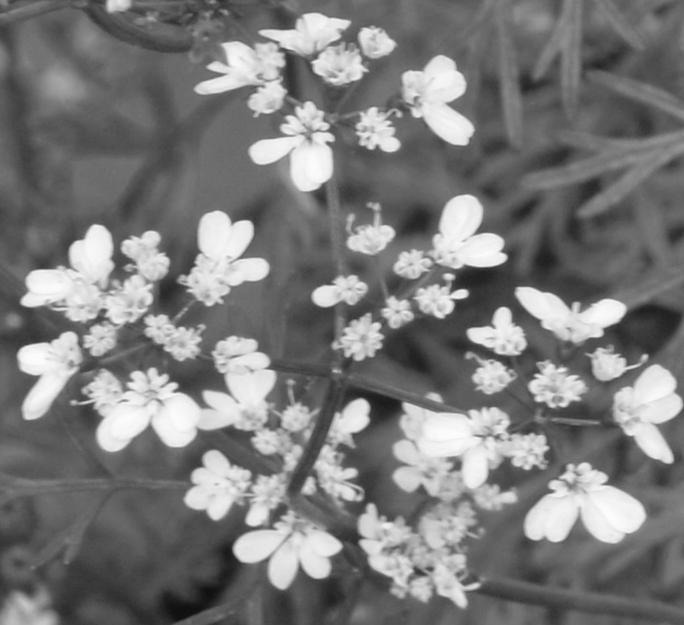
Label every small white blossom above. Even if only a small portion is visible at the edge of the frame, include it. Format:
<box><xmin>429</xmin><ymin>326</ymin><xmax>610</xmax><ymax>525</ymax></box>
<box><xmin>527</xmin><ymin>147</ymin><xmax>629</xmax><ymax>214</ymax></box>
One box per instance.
<box><xmin>468</xmin><ymin>355</ymin><xmax>516</xmax><ymax>394</ymax></box>
<box><xmin>184</xmin><ymin>450</ymin><xmax>252</xmax><ymax>521</ymax></box>
<box><xmin>106</xmin><ymin>0</ymin><xmax>131</xmax><ymax>11</ymax></box>
<box><xmin>83</xmin><ymin>322</ymin><xmax>118</xmax><ymax>357</ymax></box>
<box><xmin>613</xmin><ymin>364</ymin><xmax>683</xmax><ymax>464</ymax></box>
<box><xmin>247</xmin><ymin>474</ymin><xmax>286</xmax><ymax>526</ymax></box>
<box><xmin>414</xmin><ymin>277</ymin><xmax>468</xmax><ymax>319</ymax></box>
<box><xmin>355</xmin><ymin>107</ymin><xmax>401</xmax><ymax>152</ymax></box>
<box><xmin>394</xmin><ymin>249</ymin><xmax>433</xmax><ymax>279</ymax></box>
<box><xmin>393</xmin><ymin>438</ymin><xmax>452</xmax><ymax>496</ymax></box>
<box><xmin>401</xmin><ymin>55</ymin><xmax>474</xmax><ymax>145</ymax></box>
<box><xmin>505</xmin><ymin>433</ymin><xmax>549</xmax><ymax>470</ymax></box>
<box><xmin>381</xmin><ymin>296</ymin><xmax>414</xmax><ymax>329</ymax></box>
<box><xmin>144</xmin><ymin>314</ymin><xmax>175</xmax><ymax>344</ymax></box>
<box><xmin>248</xmin><ymin>101</ymin><xmax>334</xmax><ymax>192</ymax></box>
<box><xmin>96</xmin><ymin>368</ymin><xmax>201</xmax><ymax>451</ymax></box>
<box><xmin>312</xmin><ymin>43</ymin><xmax>367</xmax><ymax>86</ymax></box>
<box><xmin>312</xmin><ymin>275</ymin><xmax>368</xmax><ymax>308</ymax></box>
<box><xmin>524</xmin><ymin>463</ymin><xmax>646</xmax><ymax>543</ymax></box>
<box><xmin>17</xmin><ymin>331</ymin><xmax>82</xmax><ymax>420</ymax></box>
<box><xmin>335</xmin><ymin>313</ymin><xmax>384</xmax><ymax>361</ymax></box>
<box><xmin>515</xmin><ymin>287</ymin><xmax>627</xmax><ymax>344</ymax></box>
<box><xmin>329</xmin><ymin>398</ymin><xmax>371</xmax><ymax>447</ymax></box>
<box><xmin>247</xmin><ymin>80</ymin><xmax>287</xmax><ymax>116</ymax></box>
<box><xmin>105</xmin><ymin>275</ymin><xmax>153</xmax><ymax>325</ymax></box>
<box><xmin>82</xmin><ymin>369</ymin><xmax>123</xmax><ymax>417</ymax></box>
<box><xmin>467</xmin><ymin>307</ymin><xmax>526</xmax><ymax>356</ymax></box>
<box><xmin>419</xmin><ymin>407</ymin><xmax>511</xmax><ymax>488</ymax></box>
<box><xmin>589</xmin><ymin>346</ymin><xmax>646</xmax><ymax>382</ymax></box>
<box><xmin>200</xmin><ymin>369</ymin><xmax>276</xmax><ymax>431</ymax></box>
<box><xmin>161</xmin><ymin>325</ymin><xmax>204</xmax><ymax>361</ymax></box>
<box><xmin>347</xmin><ymin>204</ymin><xmax>396</xmax><ymax>254</ymax></box>
<box><xmin>432</xmin><ymin>195</ymin><xmax>507</xmax><ymax>270</ymax></box>
<box><xmin>121</xmin><ymin>231</ymin><xmax>169</xmax><ymax>282</ymax></box>
<box><xmin>358</xmin><ymin>27</ymin><xmax>397</xmax><ymax>59</ymax></box>
<box><xmin>259</xmin><ymin>13</ymin><xmax>351</xmax><ymax>57</ymax></box>
<box><xmin>212</xmin><ymin>336</ymin><xmax>270</xmax><ymax>374</ymax></box>
<box><xmin>194</xmin><ymin>42</ymin><xmax>285</xmax><ymax>94</ymax></box>
<box><xmin>233</xmin><ymin>513</ymin><xmax>343</xmax><ymax>590</ymax></box>
<box><xmin>528</xmin><ymin>361</ymin><xmax>587</xmax><ymax>408</ymax></box>
<box><xmin>0</xmin><ymin>589</ymin><xmax>59</xmax><ymax>625</ymax></box>
<box><xmin>280</xmin><ymin>402</ymin><xmax>313</xmax><ymax>432</ymax></box>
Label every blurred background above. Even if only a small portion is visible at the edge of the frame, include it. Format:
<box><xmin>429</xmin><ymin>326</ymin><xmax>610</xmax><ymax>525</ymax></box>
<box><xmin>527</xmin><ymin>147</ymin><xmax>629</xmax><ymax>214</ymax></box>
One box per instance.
<box><xmin>1</xmin><ymin>0</ymin><xmax>684</xmax><ymax>623</ymax></box>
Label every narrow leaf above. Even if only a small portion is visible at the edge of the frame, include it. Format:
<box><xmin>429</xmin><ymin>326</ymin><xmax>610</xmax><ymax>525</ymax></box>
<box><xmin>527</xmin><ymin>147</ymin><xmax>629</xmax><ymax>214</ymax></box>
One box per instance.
<box><xmin>560</xmin><ymin>0</ymin><xmax>584</xmax><ymax>116</ymax></box>
<box><xmin>589</xmin><ymin>71</ymin><xmax>684</xmax><ymax>122</ymax></box>
<box><xmin>631</xmin><ymin>189</ymin><xmax>675</xmax><ymax>267</ymax></box>
<box><xmin>533</xmin><ymin>3</ymin><xmax>571</xmax><ymax>80</ymax></box>
<box><xmin>495</xmin><ymin>0</ymin><xmax>524</xmax><ymax>146</ymax></box>
<box><xmin>578</xmin><ymin>141</ymin><xmax>684</xmax><ymax>217</ymax></box>
<box><xmin>592</xmin><ymin>0</ymin><xmax>645</xmax><ymax>49</ymax></box>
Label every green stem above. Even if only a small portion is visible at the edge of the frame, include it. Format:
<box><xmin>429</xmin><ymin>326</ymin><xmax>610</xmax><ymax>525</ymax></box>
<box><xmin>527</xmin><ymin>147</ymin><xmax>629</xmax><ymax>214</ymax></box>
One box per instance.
<box><xmin>325</xmin><ymin>175</ymin><xmax>348</xmax><ymax>352</ymax></box>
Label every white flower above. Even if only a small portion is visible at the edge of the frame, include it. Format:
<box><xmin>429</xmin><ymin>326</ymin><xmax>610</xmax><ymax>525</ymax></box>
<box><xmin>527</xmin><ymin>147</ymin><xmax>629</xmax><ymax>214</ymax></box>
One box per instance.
<box><xmin>355</xmin><ymin>107</ymin><xmax>401</xmax><ymax>152</ymax></box>
<box><xmin>247</xmin><ymin>81</ymin><xmax>287</xmax><ymax>116</ymax></box>
<box><xmin>212</xmin><ymin>336</ymin><xmax>270</xmax><ymax>374</ymax></box>
<box><xmin>466</xmin><ymin>307</ymin><xmax>526</xmax><ymax>356</ymax></box>
<box><xmin>528</xmin><ymin>361</ymin><xmax>587</xmax><ymax>408</ymax></box>
<box><xmin>17</xmin><ymin>331</ymin><xmax>82</xmax><ymax>420</ymax></box>
<box><xmin>358</xmin><ymin>27</ymin><xmax>397</xmax><ymax>59</ymax></box>
<box><xmin>432</xmin><ymin>195</ymin><xmax>507</xmax><ymax>269</ymax></box>
<box><xmin>515</xmin><ymin>287</ymin><xmax>627</xmax><ymax>344</ymax></box>
<box><xmin>96</xmin><ymin>368</ymin><xmax>201</xmax><ymax>451</ymax></box>
<box><xmin>393</xmin><ymin>249</ymin><xmax>433</xmax><ymax>279</ymax></box>
<box><xmin>346</xmin><ymin>204</ymin><xmax>396</xmax><ymax>254</ymax></box>
<box><xmin>105</xmin><ymin>275</ymin><xmax>153</xmax><ymax>325</ymax></box>
<box><xmin>418</xmin><ymin>407</ymin><xmax>510</xmax><ymax>489</ymax></box>
<box><xmin>589</xmin><ymin>346</ymin><xmax>646</xmax><ymax>382</ymax></box>
<box><xmin>381</xmin><ymin>296</ymin><xmax>414</xmax><ymax>329</ymax></box>
<box><xmin>504</xmin><ymin>433</ymin><xmax>549</xmax><ymax>470</ymax></box>
<box><xmin>401</xmin><ymin>55</ymin><xmax>474</xmax><ymax>145</ymax></box>
<box><xmin>329</xmin><ymin>398</ymin><xmax>370</xmax><ymax>447</ymax></box>
<box><xmin>414</xmin><ymin>283</ymin><xmax>468</xmax><ymax>319</ymax></box>
<box><xmin>194</xmin><ymin>42</ymin><xmax>285</xmax><ymax>95</ymax></box>
<box><xmin>106</xmin><ymin>0</ymin><xmax>131</xmax><ymax>11</ymax></box>
<box><xmin>469</xmin><ymin>356</ymin><xmax>516</xmax><ymax>395</ymax></box>
<box><xmin>392</xmin><ymin>439</ymin><xmax>451</xmax><ymax>496</ymax></box>
<box><xmin>312</xmin><ymin>43</ymin><xmax>367</xmax><ymax>86</ymax></box>
<box><xmin>184</xmin><ymin>450</ymin><xmax>252</xmax><ymax>520</ymax></box>
<box><xmin>199</xmin><ymin>369</ymin><xmax>276</xmax><ymax>431</ymax></box>
<box><xmin>248</xmin><ymin>101</ymin><xmax>335</xmax><ymax>192</ymax></box>
<box><xmin>121</xmin><ymin>230</ymin><xmax>169</xmax><ymax>281</ymax></box>
<box><xmin>68</xmin><ymin>224</ymin><xmax>115</xmax><ymax>285</ymax></box>
<box><xmin>259</xmin><ymin>13</ymin><xmax>351</xmax><ymax>57</ymax></box>
<box><xmin>311</xmin><ymin>275</ymin><xmax>368</xmax><ymax>307</ymax></box>
<box><xmin>233</xmin><ymin>513</ymin><xmax>343</xmax><ymax>590</ymax></box>
<box><xmin>180</xmin><ymin>211</ymin><xmax>269</xmax><ymax>305</ymax></box>
<box><xmin>335</xmin><ymin>313</ymin><xmax>384</xmax><ymax>361</ymax></box>
<box><xmin>613</xmin><ymin>364</ymin><xmax>683</xmax><ymax>464</ymax></box>
<box><xmin>83</xmin><ymin>322</ymin><xmax>118</xmax><ymax>357</ymax></box>
<box><xmin>0</xmin><ymin>589</ymin><xmax>59</xmax><ymax>625</ymax></box>
<box><xmin>524</xmin><ymin>463</ymin><xmax>646</xmax><ymax>543</ymax></box>
<box><xmin>82</xmin><ymin>369</ymin><xmax>123</xmax><ymax>417</ymax></box>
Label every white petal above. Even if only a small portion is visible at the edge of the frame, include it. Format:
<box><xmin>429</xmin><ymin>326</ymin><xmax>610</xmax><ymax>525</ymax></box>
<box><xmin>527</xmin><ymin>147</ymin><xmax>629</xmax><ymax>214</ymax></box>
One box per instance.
<box><xmin>21</xmin><ymin>372</ymin><xmax>71</xmax><ymax>420</ymax></box>
<box><xmin>194</xmin><ymin>74</ymin><xmax>250</xmax><ymax>95</ymax></box>
<box><xmin>633</xmin><ymin>365</ymin><xmax>678</xmax><ymax>405</ymax></box>
<box><xmin>308</xmin><ymin>530</ymin><xmax>343</xmax><ymax>557</ymax></box>
<box><xmin>227</xmin><ymin>369</ymin><xmax>276</xmax><ymax>405</ymax></box>
<box><xmin>70</xmin><ymin>225</ymin><xmax>114</xmax><ymax>283</ymax></box>
<box><xmin>156</xmin><ymin>394</ymin><xmax>201</xmax><ymax>431</ymax></box>
<box><xmin>632</xmin><ymin>423</ymin><xmax>674</xmax><ymax>463</ymax></box>
<box><xmin>207</xmin><ymin>496</ymin><xmax>233</xmax><ymax>521</ymax></box>
<box><xmin>459</xmin><ymin>233</ymin><xmax>507</xmax><ymax>267</ymax></box>
<box><xmin>586</xmin><ymin>486</ymin><xmax>646</xmax><ymax>534</ymax></box>
<box><xmin>312</xmin><ymin>285</ymin><xmax>340</xmax><ymax>308</ymax></box>
<box><xmin>299</xmin><ymin>544</ymin><xmax>331</xmax><ymax>580</ymax></box>
<box><xmin>579</xmin><ymin>299</ymin><xmax>627</xmax><ymax>329</ymax></box>
<box><xmin>289</xmin><ymin>143</ymin><xmax>333</xmax><ymax>191</ymax></box>
<box><xmin>641</xmin><ymin>393</ymin><xmax>683</xmax><ymax>425</ymax></box>
<box><xmin>225</xmin><ymin>258</ymin><xmax>270</xmax><ymax>286</ymax></box>
<box><xmin>579</xmin><ymin>498</ymin><xmax>626</xmax><ymax>543</ymax></box>
<box><xmin>17</xmin><ymin>343</ymin><xmax>54</xmax><ymax>376</ymax></box>
<box><xmin>337</xmin><ymin>398</ymin><xmax>370</xmax><ymax>433</ymax></box>
<box><xmin>23</xmin><ymin>270</ymin><xmax>73</xmax><ymax>304</ymax></box>
<box><xmin>233</xmin><ymin>530</ymin><xmax>285</xmax><ymax>563</ymax></box>
<box><xmin>183</xmin><ymin>486</ymin><xmax>209</xmax><ymax>511</ymax></box>
<box><xmin>393</xmin><ymin>439</ymin><xmax>420</xmax><ymax>465</ymax></box>
<box><xmin>223</xmin><ymin>220</ymin><xmax>255</xmax><ymax>260</ymax></box>
<box><xmin>466</xmin><ymin>326</ymin><xmax>496</xmax><ymax>347</ymax></box>
<box><xmin>438</xmin><ymin>194</ymin><xmax>483</xmax><ymax>242</ymax></box>
<box><xmin>152</xmin><ymin>413</ymin><xmax>197</xmax><ymax>447</ymax></box>
<box><xmin>203</xmin><ymin>450</ymin><xmax>232</xmax><ymax>476</ymax></box>
<box><xmin>248</xmin><ymin>137</ymin><xmax>300</xmax><ymax>165</ymax></box>
<box><xmin>515</xmin><ymin>287</ymin><xmax>569</xmax><ymax>324</ymax></box>
<box><xmin>392</xmin><ymin>466</ymin><xmax>422</xmax><ymax>492</ymax></box>
<box><xmin>267</xmin><ymin>539</ymin><xmax>299</xmax><ymax>590</ymax></box>
<box><xmin>198</xmin><ymin>211</ymin><xmax>232</xmax><ymax>260</ymax></box>
<box><xmin>461</xmin><ymin>445</ymin><xmax>489</xmax><ymax>489</ymax></box>
<box><xmin>106</xmin><ymin>403</ymin><xmax>152</xmax><ymax>439</ymax></box>
<box><xmin>423</xmin><ymin>104</ymin><xmax>475</xmax><ymax>146</ymax></box>
<box><xmin>524</xmin><ymin>494</ymin><xmax>578</xmax><ymax>542</ymax></box>
<box><xmin>95</xmin><ymin>419</ymin><xmax>131</xmax><ymax>452</ymax></box>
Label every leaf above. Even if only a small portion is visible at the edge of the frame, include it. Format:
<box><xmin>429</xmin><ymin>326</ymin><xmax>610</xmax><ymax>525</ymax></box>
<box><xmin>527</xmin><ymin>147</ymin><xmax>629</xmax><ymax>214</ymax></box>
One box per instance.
<box><xmin>533</xmin><ymin>2</ymin><xmax>571</xmax><ymax>80</ymax></box>
<box><xmin>631</xmin><ymin>189</ymin><xmax>675</xmax><ymax>268</ymax></box>
<box><xmin>495</xmin><ymin>0</ymin><xmax>524</xmax><ymax>146</ymax></box>
<box><xmin>592</xmin><ymin>0</ymin><xmax>645</xmax><ymax>49</ymax></box>
<box><xmin>577</xmin><ymin>140</ymin><xmax>684</xmax><ymax>217</ymax></box>
<box><xmin>588</xmin><ymin>71</ymin><xmax>684</xmax><ymax>122</ymax></box>
<box><xmin>560</xmin><ymin>0</ymin><xmax>584</xmax><ymax>116</ymax></box>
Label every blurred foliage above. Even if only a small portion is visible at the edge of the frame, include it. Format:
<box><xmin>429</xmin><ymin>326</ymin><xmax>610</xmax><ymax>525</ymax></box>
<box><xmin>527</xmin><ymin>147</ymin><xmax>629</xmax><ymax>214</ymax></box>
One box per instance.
<box><xmin>0</xmin><ymin>0</ymin><xmax>684</xmax><ymax>624</ymax></box>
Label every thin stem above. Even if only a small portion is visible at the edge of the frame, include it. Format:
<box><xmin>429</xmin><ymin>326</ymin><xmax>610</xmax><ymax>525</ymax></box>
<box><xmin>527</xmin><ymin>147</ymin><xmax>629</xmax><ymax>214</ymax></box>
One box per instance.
<box><xmin>476</xmin><ymin>577</ymin><xmax>684</xmax><ymax>623</ymax></box>
<box><xmin>325</xmin><ymin>176</ymin><xmax>348</xmax><ymax>353</ymax></box>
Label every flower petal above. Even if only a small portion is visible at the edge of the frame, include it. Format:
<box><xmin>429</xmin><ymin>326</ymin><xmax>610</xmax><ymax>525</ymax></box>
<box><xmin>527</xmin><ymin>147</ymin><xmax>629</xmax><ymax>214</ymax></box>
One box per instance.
<box><xmin>267</xmin><ymin>539</ymin><xmax>299</xmax><ymax>590</ymax></box>
<box><xmin>633</xmin><ymin>365</ymin><xmax>677</xmax><ymax>405</ymax></box>
<box><xmin>312</xmin><ymin>285</ymin><xmax>340</xmax><ymax>308</ymax></box>
<box><xmin>579</xmin><ymin>497</ymin><xmax>626</xmax><ymax>543</ymax></box>
<box><xmin>515</xmin><ymin>287</ymin><xmax>569</xmax><ymax>324</ymax></box>
<box><xmin>586</xmin><ymin>486</ymin><xmax>646</xmax><ymax>535</ymax></box>
<box><xmin>461</xmin><ymin>445</ymin><xmax>489</xmax><ymax>489</ymax></box>
<box><xmin>227</xmin><ymin>369</ymin><xmax>276</xmax><ymax>405</ymax></box>
<box><xmin>289</xmin><ymin>143</ymin><xmax>333</xmax><ymax>191</ymax></box>
<box><xmin>233</xmin><ymin>530</ymin><xmax>285</xmax><ymax>563</ymax></box>
<box><xmin>458</xmin><ymin>233</ymin><xmax>507</xmax><ymax>267</ymax></box>
<box><xmin>299</xmin><ymin>543</ymin><xmax>331</xmax><ymax>580</ymax></box>
<box><xmin>248</xmin><ymin>137</ymin><xmax>300</xmax><ymax>165</ymax></box>
<box><xmin>438</xmin><ymin>195</ymin><xmax>483</xmax><ymax>242</ymax></box>
<box><xmin>640</xmin><ymin>393</ymin><xmax>683</xmax><ymax>425</ymax></box>
<box><xmin>393</xmin><ymin>466</ymin><xmax>422</xmax><ymax>492</ymax></box>
<box><xmin>17</xmin><ymin>343</ymin><xmax>54</xmax><ymax>376</ymax></box>
<box><xmin>198</xmin><ymin>211</ymin><xmax>232</xmax><ymax>260</ymax></box>
<box><xmin>106</xmin><ymin>403</ymin><xmax>152</xmax><ymax>439</ymax></box>
<box><xmin>579</xmin><ymin>299</ymin><xmax>627</xmax><ymax>329</ymax></box>
<box><xmin>524</xmin><ymin>493</ymin><xmax>578</xmax><ymax>542</ymax></box>
<box><xmin>632</xmin><ymin>422</ymin><xmax>674</xmax><ymax>463</ymax></box>
<box><xmin>21</xmin><ymin>372</ymin><xmax>71</xmax><ymax>420</ymax></box>
<box><xmin>308</xmin><ymin>530</ymin><xmax>343</xmax><ymax>557</ymax></box>
<box><xmin>423</xmin><ymin>104</ymin><xmax>475</xmax><ymax>146</ymax></box>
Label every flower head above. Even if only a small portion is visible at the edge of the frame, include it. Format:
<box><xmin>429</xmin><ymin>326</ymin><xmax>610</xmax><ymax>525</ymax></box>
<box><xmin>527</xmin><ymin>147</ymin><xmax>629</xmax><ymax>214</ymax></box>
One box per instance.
<box><xmin>613</xmin><ymin>364</ymin><xmax>683</xmax><ymax>463</ymax></box>
<box><xmin>312</xmin><ymin>275</ymin><xmax>368</xmax><ymax>308</ymax></box>
<box><xmin>524</xmin><ymin>463</ymin><xmax>646</xmax><ymax>543</ymax></box>
<box><xmin>401</xmin><ymin>56</ymin><xmax>474</xmax><ymax>145</ymax></box>
<box><xmin>432</xmin><ymin>195</ymin><xmax>507</xmax><ymax>270</ymax></box>
<box><xmin>528</xmin><ymin>361</ymin><xmax>587</xmax><ymax>408</ymax></box>
<box><xmin>347</xmin><ymin>204</ymin><xmax>396</xmax><ymax>254</ymax></box>
<box><xmin>467</xmin><ymin>307</ymin><xmax>526</xmax><ymax>356</ymax></box>
<box><xmin>233</xmin><ymin>512</ymin><xmax>343</xmax><ymax>590</ymax></box>
<box><xmin>17</xmin><ymin>331</ymin><xmax>83</xmax><ymax>420</ymax></box>
<box><xmin>358</xmin><ymin>27</ymin><xmax>397</xmax><ymax>59</ymax></box>
<box><xmin>212</xmin><ymin>336</ymin><xmax>270</xmax><ymax>375</ymax></box>
<box><xmin>312</xmin><ymin>43</ymin><xmax>366</xmax><ymax>86</ymax></box>
<box><xmin>259</xmin><ymin>13</ymin><xmax>351</xmax><ymax>56</ymax></box>
<box><xmin>335</xmin><ymin>313</ymin><xmax>384</xmax><ymax>361</ymax></box>
<box><xmin>248</xmin><ymin>101</ymin><xmax>334</xmax><ymax>192</ymax></box>
<box><xmin>515</xmin><ymin>287</ymin><xmax>627</xmax><ymax>344</ymax></box>
<box><xmin>355</xmin><ymin>107</ymin><xmax>401</xmax><ymax>152</ymax></box>
<box><xmin>96</xmin><ymin>368</ymin><xmax>201</xmax><ymax>451</ymax></box>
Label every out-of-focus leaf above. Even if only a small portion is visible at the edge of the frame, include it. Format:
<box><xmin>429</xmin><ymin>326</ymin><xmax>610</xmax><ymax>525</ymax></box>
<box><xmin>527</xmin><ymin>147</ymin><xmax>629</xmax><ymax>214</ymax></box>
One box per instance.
<box><xmin>533</xmin><ymin>1</ymin><xmax>571</xmax><ymax>80</ymax></box>
<box><xmin>495</xmin><ymin>0</ymin><xmax>524</xmax><ymax>147</ymax></box>
<box><xmin>561</xmin><ymin>0</ymin><xmax>584</xmax><ymax>116</ymax></box>
<box><xmin>0</xmin><ymin>0</ymin><xmax>70</xmax><ymax>24</ymax></box>
<box><xmin>577</xmin><ymin>139</ymin><xmax>684</xmax><ymax>217</ymax></box>
<box><xmin>631</xmin><ymin>189</ymin><xmax>675</xmax><ymax>267</ymax></box>
<box><xmin>588</xmin><ymin>70</ymin><xmax>684</xmax><ymax>122</ymax></box>
<box><xmin>611</xmin><ymin>265</ymin><xmax>684</xmax><ymax>310</ymax></box>
<box><xmin>592</xmin><ymin>0</ymin><xmax>645</xmax><ymax>49</ymax></box>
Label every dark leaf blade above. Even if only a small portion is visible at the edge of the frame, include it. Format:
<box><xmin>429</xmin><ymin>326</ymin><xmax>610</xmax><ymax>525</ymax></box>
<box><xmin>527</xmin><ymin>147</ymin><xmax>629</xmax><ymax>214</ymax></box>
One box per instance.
<box><xmin>592</xmin><ymin>0</ymin><xmax>645</xmax><ymax>50</ymax></box>
<box><xmin>560</xmin><ymin>0</ymin><xmax>584</xmax><ymax>116</ymax></box>
<box><xmin>495</xmin><ymin>0</ymin><xmax>524</xmax><ymax>146</ymax></box>
<box><xmin>588</xmin><ymin>70</ymin><xmax>684</xmax><ymax>122</ymax></box>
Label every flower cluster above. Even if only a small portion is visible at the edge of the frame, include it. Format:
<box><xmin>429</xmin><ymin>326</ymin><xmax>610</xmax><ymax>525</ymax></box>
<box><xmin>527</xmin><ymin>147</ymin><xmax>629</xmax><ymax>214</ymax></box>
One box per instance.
<box><xmin>194</xmin><ymin>12</ymin><xmax>474</xmax><ymax>191</ymax></box>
